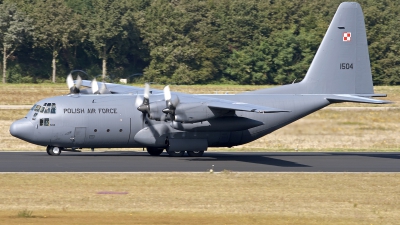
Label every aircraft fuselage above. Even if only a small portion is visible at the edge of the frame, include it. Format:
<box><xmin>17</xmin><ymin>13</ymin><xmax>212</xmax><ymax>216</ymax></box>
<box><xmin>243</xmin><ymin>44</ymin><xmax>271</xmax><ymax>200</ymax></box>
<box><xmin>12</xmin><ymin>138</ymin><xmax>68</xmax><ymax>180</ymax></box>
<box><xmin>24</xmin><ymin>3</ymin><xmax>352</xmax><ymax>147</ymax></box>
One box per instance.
<box><xmin>13</xmin><ymin>93</ymin><xmax>330</xmax><ymax>150</ymax></box>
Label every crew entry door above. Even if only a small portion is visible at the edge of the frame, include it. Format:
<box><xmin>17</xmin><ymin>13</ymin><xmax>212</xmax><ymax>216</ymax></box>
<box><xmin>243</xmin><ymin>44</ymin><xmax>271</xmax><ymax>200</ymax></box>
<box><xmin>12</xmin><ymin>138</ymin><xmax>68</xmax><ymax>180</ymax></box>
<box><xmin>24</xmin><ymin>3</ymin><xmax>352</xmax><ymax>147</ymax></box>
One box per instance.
<box><xmin>74</xmin><ymin>127</ymin><xmax>86</xmax><ymax>145</ymax></box>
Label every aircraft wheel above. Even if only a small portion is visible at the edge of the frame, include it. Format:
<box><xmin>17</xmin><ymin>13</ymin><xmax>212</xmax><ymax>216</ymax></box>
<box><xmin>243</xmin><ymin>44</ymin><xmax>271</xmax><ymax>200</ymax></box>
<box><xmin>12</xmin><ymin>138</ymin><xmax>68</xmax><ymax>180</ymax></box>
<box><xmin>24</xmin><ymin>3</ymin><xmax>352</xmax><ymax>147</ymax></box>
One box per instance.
<box><xmin>147</xmin><ymin>147</ymin><xmax>164</xmax><ymax>156</ymax></box>
<box><xmin>46</xmin><ymin>146</ymin><xmax>52</xmax><ymax>155</ymax></box>
<box><xmin>167</xmin><ymin>151</ymin><xmax>185</xmax><ymax>157</ymax></box>
<box><xmin>48</xmin><ymin>146</ymin><xmax>62</xmax><ymax>156</ymax></box>
<box><xmin>187</xmin><ymin>151</ymin><xmax>204</xmax><ymax>157</ymax></box>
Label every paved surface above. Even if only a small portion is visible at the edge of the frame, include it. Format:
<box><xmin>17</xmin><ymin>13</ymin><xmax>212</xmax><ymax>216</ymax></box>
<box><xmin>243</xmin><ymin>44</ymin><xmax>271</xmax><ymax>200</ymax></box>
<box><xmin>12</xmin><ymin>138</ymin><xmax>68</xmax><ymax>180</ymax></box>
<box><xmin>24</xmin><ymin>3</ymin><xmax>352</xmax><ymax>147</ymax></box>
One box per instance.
<box><xmin>0</xmin><ymin>151</ymin><xmax>399</xmax><ymax>172</ymax></box>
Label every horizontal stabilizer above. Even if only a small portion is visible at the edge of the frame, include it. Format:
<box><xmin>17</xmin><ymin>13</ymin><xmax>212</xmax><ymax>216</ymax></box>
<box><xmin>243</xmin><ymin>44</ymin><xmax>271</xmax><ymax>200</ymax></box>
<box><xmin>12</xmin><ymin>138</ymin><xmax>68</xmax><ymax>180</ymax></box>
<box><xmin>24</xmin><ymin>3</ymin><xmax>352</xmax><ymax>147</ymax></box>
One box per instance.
<box><xmin>326</xmin><ymin>95</ymin><xmax>391</xmax><ymax>104</ymax></box>
<box><xmin>207</xmin><ymin>101</ymin><xmax>290</xmax><ymax>113</ymax></box>
<box><xmin>355</xmin><ymin>93</ymin><xmax>387</xmax><ymax>97</ymax></box>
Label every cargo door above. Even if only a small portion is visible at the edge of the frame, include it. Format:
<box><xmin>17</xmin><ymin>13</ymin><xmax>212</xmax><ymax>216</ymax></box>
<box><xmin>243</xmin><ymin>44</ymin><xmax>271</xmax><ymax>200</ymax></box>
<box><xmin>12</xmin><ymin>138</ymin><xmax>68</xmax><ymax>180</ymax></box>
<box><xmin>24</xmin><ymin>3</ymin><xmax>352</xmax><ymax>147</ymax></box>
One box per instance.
<box><xmin>74</xmin><ymin>127</ymin><xmax>86</xmax><ymax>145</ymax></box>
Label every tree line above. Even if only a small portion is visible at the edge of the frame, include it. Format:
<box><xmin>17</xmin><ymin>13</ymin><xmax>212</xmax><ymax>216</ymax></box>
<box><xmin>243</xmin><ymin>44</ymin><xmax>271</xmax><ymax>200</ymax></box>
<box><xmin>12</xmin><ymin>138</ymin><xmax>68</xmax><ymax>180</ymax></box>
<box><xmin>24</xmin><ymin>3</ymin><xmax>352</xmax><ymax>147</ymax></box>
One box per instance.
<box><xmin>0</xmin><ymin>0</ymin><xmax>399</xmax><ymax>85</ymax></box>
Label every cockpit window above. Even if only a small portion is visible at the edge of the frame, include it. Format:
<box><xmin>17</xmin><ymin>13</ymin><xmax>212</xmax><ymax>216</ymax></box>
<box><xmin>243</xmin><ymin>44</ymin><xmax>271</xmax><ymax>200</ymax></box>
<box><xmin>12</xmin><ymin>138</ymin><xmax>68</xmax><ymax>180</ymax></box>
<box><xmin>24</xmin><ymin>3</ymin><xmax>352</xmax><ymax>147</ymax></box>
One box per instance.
<box><xmin>44</xmin><ymin>103</ymin><xmax>51</xmax><ymax>114</ymax></box>
<box><xmin>51</xmin><ymin>103</ymin><xmax>56</xmax><ymax>114</ymax></box>
<box><xmin>32</xmin><ymin>113</ymin><xmax>38</xmax><ymax>120</ymax></box>
<box><xmin>34</xmin><ymin>105</ymin><xmax>41</xmax><ymax>112</ymax></box>
<box><xmin>31</xmin><ymin>104</ymin><xmax>37</xmax><ymax>111</ymax></box>
<box><xmin>34</xmin><ymin>103</ymin><xmax>56</xmax><ymax>114</ymax></box>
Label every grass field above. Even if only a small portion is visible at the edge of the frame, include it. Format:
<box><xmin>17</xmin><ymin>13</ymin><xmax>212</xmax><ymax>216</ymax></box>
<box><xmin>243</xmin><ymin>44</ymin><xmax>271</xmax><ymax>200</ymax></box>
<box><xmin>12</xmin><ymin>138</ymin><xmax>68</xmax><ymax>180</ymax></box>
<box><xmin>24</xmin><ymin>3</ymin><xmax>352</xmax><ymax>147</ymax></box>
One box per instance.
<box><xmin>1</xmin><ymin>173</ymin><xmax>399</xmax><ymax>225</ymax></box>
<box><xmin>0</xmin><ymin>84</ymin><xmax>399</xmax><ymax>224</ymax></box>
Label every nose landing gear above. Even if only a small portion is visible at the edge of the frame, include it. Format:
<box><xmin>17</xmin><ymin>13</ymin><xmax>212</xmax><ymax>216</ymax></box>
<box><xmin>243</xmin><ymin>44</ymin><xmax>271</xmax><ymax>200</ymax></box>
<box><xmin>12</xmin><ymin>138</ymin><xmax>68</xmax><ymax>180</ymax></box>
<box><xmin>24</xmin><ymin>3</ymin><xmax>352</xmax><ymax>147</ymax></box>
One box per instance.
<box><xmin>46</xmin><ymin>146</ymin><xmax>63</xmax><ymax>156</ymax></box>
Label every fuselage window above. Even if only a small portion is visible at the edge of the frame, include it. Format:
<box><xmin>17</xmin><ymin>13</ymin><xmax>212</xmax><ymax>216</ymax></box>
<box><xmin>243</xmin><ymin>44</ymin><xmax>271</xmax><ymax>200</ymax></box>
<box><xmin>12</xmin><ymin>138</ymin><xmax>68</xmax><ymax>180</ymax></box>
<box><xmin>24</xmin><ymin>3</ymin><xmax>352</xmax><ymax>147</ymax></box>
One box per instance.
<box><xmin>51</xmin><ymin>103</ymin><xmax>56</xmax><ymax>114</ymax></box>
<box><xmin>39</xmin><ymin>118</ymin><xmax>50</xmax><ymax>126</ymax></box>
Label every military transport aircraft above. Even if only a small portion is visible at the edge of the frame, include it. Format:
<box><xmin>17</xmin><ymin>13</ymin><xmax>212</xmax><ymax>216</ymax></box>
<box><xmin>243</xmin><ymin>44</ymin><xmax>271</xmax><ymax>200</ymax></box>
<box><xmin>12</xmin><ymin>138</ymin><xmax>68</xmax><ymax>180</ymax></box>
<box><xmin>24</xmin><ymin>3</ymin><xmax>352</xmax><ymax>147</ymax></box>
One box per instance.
<box><xmin>10</xmin><ymin>2</ymin><xmax>390</xmax><ymax>157</ymax></box>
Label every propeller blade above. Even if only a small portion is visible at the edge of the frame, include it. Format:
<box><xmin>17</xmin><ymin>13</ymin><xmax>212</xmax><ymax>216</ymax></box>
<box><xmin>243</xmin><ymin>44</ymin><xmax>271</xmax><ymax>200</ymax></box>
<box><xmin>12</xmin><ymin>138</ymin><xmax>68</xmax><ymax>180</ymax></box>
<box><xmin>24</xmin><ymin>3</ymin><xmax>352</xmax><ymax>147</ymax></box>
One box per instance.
<box><xmin>135</xmin><ymin>94</ymin><xmax>143</xmax><ymax>107</ymax></box>
<box><xmin>91</xmin><ymin>78</ymin><xmax>99</xmax><ymax>94</ymax></box>
<box><xmin>76</xmin><ymin>75</ymin><xmax>82</xmax><ymax>89</ymax></box>
<box><xmin>160</xmin><ymin>113</ymin><xmax>166</xmax><ymax>122</ymax></box>
<box><xmin>144</xmin><ymin>83</ymin><xmax>150</xmax><ymax>99</ymax></box>
<box><xmin>100</xmin><ymin>83</ymin><xmax>107</xmax><ymax>94</ymax></box>
<box><xmin>137</xmin><ymin>83</ymin><xmax>151</xmax><ymax>114</ymax></box>
<box><xmin>67</xmin><ymin>74</ymin><xmax>74</xmax><ymax>89</ymax></box>
<box><xmin>163</xmin><ymin>85</ymin><xmax>171</xmax><ymax>101</ymax></box>
<box><xmin>171</xmin><ymin>96</ymin><xmax>180</xmax><ymax>108</ymax></box>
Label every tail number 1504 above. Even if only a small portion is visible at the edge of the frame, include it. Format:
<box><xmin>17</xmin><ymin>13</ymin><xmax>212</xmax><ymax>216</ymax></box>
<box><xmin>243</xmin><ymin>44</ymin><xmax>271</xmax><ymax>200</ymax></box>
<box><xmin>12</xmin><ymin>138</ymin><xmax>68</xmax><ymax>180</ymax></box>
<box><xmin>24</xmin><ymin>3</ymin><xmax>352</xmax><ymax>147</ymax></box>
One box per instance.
<box><xmin>340</xmin><ymin>63</ymin><xmax>353</xmax><ymax>70</ymax></box>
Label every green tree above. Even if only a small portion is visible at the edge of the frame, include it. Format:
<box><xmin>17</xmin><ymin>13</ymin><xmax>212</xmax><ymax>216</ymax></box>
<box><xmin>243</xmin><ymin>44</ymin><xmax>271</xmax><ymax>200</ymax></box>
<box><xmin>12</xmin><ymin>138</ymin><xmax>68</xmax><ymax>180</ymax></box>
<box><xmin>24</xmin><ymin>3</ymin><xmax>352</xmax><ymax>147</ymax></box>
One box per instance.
<box><xmin>85</xmin><ymin>0</ymin><xmax>138</xmax><ymax>81</ymax></box>
<box><xmin>29</xmin><ymin>0</ymin><xmax>77</xmax><ymax>83</ymax></box>
<box><xmin>225</xmin><ymin>41</ymin><xmax>272</xmax><ymax>84</ymax></box>
<box><xmin>0</xmin><ymin>2</ymin><xmax>33</xmax><ymax>83</ymax></box>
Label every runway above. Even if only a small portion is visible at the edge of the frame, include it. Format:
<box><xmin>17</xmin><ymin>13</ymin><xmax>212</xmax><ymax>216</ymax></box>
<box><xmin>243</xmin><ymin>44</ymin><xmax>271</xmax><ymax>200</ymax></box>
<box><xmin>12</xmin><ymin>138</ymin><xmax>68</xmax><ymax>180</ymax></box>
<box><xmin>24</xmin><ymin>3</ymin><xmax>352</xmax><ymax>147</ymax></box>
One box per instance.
<box><xmin>0</xmin><ymin>151</ymin><xmax>399</xmax><ymax>172</ymax></box>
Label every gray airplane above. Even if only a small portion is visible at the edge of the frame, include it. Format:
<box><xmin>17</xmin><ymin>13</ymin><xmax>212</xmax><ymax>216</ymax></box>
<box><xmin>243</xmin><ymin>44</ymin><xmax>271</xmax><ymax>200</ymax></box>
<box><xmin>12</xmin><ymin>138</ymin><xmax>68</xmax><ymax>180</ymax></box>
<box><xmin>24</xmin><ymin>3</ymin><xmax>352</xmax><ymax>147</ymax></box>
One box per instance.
<box><xmin>9</xmin><ymin>2</ymin><xmax>390</xmax><ymax>157</ymax></box>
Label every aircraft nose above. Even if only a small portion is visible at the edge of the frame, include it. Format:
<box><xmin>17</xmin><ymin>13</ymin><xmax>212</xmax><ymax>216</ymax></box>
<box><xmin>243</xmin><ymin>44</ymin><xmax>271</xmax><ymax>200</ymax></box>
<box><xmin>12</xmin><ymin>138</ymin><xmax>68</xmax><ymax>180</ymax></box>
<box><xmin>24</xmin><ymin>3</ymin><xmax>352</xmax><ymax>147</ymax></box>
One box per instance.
<box><xmin>10</xmin><ymin>118</ymin><xmax>34</xmax><ymax>141</ymax></box>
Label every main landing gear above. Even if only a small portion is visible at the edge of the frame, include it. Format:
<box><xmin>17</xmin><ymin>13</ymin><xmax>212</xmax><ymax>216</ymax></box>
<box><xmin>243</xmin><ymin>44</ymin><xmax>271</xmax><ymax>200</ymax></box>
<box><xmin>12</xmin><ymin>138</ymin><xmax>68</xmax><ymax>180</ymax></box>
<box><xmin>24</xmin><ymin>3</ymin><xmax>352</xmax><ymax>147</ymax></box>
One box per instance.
<box><xmin>46</xmin><ymin>146</ymin><xmax>63</xmax><ymax>156</ymax></box>
<box><xmin>146</xmin><ymin>147</ymin><xmax>205</xmax><ymax>157</ymax></box>
<box><xmin>146</xmin><ymin>147</ymin><xmax>164</xmax><ymax>156</ymax></box>
<box><xmin>187</xmin><ymin>151</ymin><xmax>204</xmax><ymax>157</ymax></box>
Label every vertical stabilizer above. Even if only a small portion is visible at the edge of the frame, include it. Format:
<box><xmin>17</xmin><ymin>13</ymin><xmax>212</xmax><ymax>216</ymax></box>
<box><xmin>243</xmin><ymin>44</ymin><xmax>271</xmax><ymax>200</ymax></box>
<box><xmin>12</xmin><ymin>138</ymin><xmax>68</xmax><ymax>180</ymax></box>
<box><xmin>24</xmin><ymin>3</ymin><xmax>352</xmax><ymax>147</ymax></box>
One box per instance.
<box><xmin>302</xmin><ymin>2</ymin><xmax>373</xmax><ymax>94</ymax></box>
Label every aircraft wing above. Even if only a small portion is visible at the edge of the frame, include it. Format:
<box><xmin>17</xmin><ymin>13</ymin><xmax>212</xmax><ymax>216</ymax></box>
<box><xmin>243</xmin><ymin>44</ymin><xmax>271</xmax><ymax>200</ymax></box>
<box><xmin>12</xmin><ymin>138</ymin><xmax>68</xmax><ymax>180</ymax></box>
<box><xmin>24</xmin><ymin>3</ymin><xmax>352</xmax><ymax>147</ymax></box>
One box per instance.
<box><xmin>80</xmin><ymin>80</ymin><xmax>289</xmax><ymax>113</ymax></box>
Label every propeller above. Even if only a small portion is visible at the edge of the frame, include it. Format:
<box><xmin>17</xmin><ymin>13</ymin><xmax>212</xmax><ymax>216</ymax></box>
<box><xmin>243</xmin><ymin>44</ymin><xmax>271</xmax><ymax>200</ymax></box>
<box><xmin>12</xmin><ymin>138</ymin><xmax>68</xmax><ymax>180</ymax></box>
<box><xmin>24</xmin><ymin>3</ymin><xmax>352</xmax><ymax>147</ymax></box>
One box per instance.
<box><xmin>67</xmin><ymin>74</ymin><xmax>82</xmax><ymax>94</ymax></box>
<box><xmin>162</xmin><ymin>85</ymin><xmax>180</xmax><ymax>121</ymax></box>
<box><xmin>136</xmin><ymin>83</ymin><xmax>150</xmax><ymax>127</ymax></box>
<box><xmin>90</xmin><ymin>78</ymin><xmax>112</xmax><ymax>94</ymax></box>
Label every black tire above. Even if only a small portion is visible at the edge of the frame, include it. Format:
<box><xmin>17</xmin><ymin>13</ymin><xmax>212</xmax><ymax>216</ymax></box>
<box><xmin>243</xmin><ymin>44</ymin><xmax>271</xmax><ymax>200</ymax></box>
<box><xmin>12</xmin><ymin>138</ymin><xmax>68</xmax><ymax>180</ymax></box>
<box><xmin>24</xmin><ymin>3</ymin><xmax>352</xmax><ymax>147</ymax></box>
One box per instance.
<box><xmin>187</xmin><ymin>151</ymin><xmax>204</xmax><ymax>157</ymax></box>
<box><xmin>147</xmin><ymin>147</ymin><xmax>164</xmax><ymax>156</ymax></box>
<box><xmin>167</xmin><ymin>150</ymin><xmax>185</xmax><ymax>157</ymax></box>
<box><xmin>48</xmin><ymin>146</ymin><xmax>62</xmax><ymax>156</ymax></box>
<box><xmin>46</xmin><ymin>146</ymin><xmax>52</xmax><ymax>155</ymax></box>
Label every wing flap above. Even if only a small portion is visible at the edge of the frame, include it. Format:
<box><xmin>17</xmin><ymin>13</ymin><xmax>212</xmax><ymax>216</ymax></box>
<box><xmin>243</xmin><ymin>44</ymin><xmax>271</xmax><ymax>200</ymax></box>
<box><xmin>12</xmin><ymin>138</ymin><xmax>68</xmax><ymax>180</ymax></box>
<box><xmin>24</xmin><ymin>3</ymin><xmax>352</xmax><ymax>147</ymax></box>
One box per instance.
<box><xmin>207</xmin><ymin>101</ymin><xmax>290</xmax><ymax>113</ymax></box>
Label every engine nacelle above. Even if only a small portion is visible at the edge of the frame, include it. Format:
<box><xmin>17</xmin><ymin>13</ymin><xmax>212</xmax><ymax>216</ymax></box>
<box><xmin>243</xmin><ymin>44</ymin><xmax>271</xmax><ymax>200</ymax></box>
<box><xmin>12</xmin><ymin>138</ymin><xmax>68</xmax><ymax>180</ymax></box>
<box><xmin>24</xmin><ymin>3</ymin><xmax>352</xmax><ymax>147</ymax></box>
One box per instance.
<box><xmin>133</xmin><ymin>124</ymin><xmax>168</xmax><ymax>147</ymax></box>
<box><xmin>148</xmin><ymin>101</ymin><xmax>166</xmax><ymax>121</ymax></box>
<box><xmin>170</xmin><ymin>117</ymin><xmax>264</xmax><ymax>132</ymax></box>
<box><xmin>174</xmin><ymin>103</ymin><xmax>216</xmax><ymax>123</ymax></box>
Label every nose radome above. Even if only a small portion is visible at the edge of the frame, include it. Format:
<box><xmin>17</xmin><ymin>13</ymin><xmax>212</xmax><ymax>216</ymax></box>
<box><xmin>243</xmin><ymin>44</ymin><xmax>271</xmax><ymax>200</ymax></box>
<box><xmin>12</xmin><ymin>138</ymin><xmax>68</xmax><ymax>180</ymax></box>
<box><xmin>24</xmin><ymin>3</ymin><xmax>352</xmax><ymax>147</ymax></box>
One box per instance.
<box><xmin>10</xmin><ymin>118</ymin><xmax>34</xmax><ymax>141</ymax></box>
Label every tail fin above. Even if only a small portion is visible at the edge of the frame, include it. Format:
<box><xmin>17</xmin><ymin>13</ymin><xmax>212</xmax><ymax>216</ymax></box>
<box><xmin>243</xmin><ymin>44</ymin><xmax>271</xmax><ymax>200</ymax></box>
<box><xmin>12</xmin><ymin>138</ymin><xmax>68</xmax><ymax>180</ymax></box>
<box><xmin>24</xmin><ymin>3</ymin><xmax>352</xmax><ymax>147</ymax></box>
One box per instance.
<box><xmin>245</xmin><ymin>2</ymin><xmax>375</xmax><ymax>95</ymax></box>
<box><xmin>302</xmin><ymin>2</ymin><xmax>372</xmax><ymax>94</ymax></box>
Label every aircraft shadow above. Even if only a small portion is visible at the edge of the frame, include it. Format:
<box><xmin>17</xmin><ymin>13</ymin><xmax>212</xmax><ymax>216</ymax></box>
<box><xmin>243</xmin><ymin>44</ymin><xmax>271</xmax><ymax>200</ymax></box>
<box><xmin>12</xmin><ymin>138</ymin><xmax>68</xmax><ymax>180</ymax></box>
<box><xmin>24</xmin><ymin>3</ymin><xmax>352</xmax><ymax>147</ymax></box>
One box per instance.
<box><xmin>327</xmin><ymin>152</ymin><xmax>400</xmax><ymax>160</ymax></box>
<box><xmin>56</xmin><ymin>151</ymin><xmax>311</xmax><ymax>168</ymax></box>
<box><xmin>185</xmin><ymin>155</ymin><xmax>310</xmax><ymax>168</ymax></box>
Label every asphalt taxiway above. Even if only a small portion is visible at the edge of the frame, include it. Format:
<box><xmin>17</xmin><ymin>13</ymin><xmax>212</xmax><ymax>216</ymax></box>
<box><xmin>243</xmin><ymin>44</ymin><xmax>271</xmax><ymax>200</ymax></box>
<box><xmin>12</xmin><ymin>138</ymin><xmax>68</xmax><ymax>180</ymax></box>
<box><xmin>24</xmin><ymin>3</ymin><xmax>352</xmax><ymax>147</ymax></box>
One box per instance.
<box><xmin>0</xmin><ymin>151</ymin><xmax>399</xmax><ymax>172</ymax></box>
